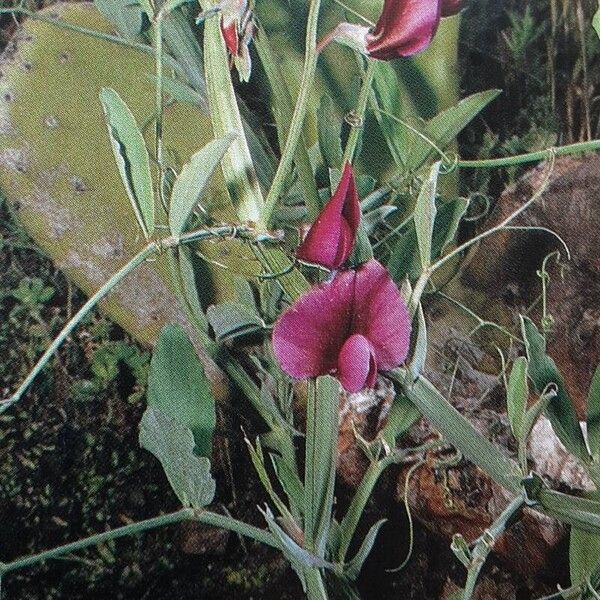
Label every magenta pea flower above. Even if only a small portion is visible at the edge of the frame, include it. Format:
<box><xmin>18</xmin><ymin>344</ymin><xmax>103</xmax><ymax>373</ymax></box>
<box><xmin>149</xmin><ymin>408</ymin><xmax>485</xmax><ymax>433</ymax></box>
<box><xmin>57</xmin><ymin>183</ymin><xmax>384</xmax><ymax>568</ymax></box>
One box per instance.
<box><xmin>272</xmin><ymin>259</ymin><xmax>412</xmax><ymax>393</ymax></box>
<box><xmin>317</xmin><ymin>0</ymin><xmax>458</xmax><ymax>60</ymax></box>
<box><xmin>295</xmin><ymin>162</ymin><xmax>361</xmax><ymax>270</ymax></box>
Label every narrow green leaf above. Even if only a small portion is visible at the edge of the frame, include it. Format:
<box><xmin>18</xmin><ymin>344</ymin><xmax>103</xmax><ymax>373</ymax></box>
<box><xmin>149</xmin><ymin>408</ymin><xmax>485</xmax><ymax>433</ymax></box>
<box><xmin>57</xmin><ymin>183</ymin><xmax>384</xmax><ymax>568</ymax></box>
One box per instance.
<box><xmin>95</xmin><ymin>0</ymin><xmax>144</xmax><ymax>38</ymax></box>
<box><xmin>414</xmin><ymin>162</ymin><xmax>440</xmax><ymax>269</ymax></box>
<box><xmin>388</xmin><ymin>220</ymin><xmax>420</xmax><ymax>284</ymax></box>
<box><xmin>206</xmin><ymin>303</ymin><xmax>264</xmax><ymax>342</ymax></box>
<box><xmin>168</xmin><ymin>134</ymin><xmax>235</xmax><ymax>236</ymax></box>
<box><xmin>431</xmin><ymin>197</ymin><xmax>469</xmax><ymax>257</ymax></box>
<box><xmin>147</xmin><ymin>325</ymin><xmax>216</xmax><ymax>457</ymax></box>
<box><xmin>409</xmin><ymin>303</ymin><xmax>427</xmax><ymax>379</ymax></box>
<box><xmin>587</xmin><ymin>364</ymin><xmax>600</xmax><ymax>458</ymax></box>
<box><xmin>146</xmin><ymin>74</ymin><xmax>205</xmax><ymax>107</ymax></box>
<box><xmin>271</xmin><ymin>454</ymin><xmax>305</xmax><ymax>513</ymax></box>
<box><xmin>99</xmin><ymin>87</ymin><xmax>154</xmax><ymax>238</ymax></box>
<box><xmin>507</xmin><ymin>357</ymin><xmax>529</xmax><ymax>439</ymax></box>
<box><xmin>520</xmin><ymin>316</ymin><xmax>588</xmax><ymax>460</ymax></box>
<box><xmin>345</xmin><ymin>519</ymin><xmax>386</xmax><ymax>581</ymax></box>
<box><xmin>317</xmin><ymin>95</ymin><xmax>344</xmax><ymax>170</ymax></box>
<box><xmin>139</xmin><ymin>407</ymin><xmax>216</xmax><ymax>508</ymax></box>
<box><xmin>390</xmin><ymin>369</ymin><xmax>522</xmax><ymax>494</ymax></box>
<box><xmin>408</xmin><ymin>90</ymin><xmax>501</xmax><ymax>172</ymax></box>
<box><xmin>304</xmin><ymin>376</ymin><xmax>340</xmax><ymax>556</ymax></box>
<box><xmin>380</xmin><ymin>392</ymin><xmax>422</xmax><ymax>447</ymax></box>
<box><xmin>176</xmin><ymin>246</ymin><xmax>209</xmax><ymax>333</ymax></box>
<box><xmin>371</xmin><ymin>61</ymin><xmax>407</xmax><ymax>169</ymax></box>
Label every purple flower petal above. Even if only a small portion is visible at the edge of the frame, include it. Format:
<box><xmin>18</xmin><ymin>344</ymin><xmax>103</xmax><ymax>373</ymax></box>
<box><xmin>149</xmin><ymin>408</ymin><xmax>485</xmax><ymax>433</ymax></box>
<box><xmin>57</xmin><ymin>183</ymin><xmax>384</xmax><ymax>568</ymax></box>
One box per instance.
<box><xmin>338</xmin><ymin>334</ymin><xmax>378</xmax><ymax>392</ymax></box>
<box><xmin>351</xmin><ymin>260</ymin><xmax>412</xmax><ymax>370</ymax></box>
<box><xmin>296</xmin><ymin>162</ymin><xmax>361</xmax><ymax>270</ymax></box>
<box><xmin>366</xmin><ymin>0</ymin><xmax>442</xmax><ymax>60</ymax></box>
<box><xmin>272</xmin><ymin>273</ymin><xmax>354</xmax><ymax>379</ymax></box>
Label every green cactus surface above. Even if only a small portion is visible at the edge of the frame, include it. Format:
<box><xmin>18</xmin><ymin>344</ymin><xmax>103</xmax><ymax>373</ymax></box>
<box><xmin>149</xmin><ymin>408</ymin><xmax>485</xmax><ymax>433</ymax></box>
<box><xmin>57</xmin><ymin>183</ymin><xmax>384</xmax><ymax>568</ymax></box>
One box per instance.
<box><xmin>0</xmin><ymin>2</ymin><xmax>248</xmax><ymax>370</ymax></box>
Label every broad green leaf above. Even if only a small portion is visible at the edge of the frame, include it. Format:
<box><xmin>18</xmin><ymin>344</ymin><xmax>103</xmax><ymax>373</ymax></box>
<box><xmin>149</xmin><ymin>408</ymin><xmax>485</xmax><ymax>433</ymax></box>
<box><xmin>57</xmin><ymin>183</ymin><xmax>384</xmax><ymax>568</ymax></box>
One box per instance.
<box><xmin>317</xmin><ymin>95</ymin><xmax>344</xmax><ymax>170</ymax></box>
<box><xmin>139</xmin><ymin>407</ymin><xmax>216</xmax><ymax>508</ymax></box>
<box><xmin>168</xmin><ymin>134</ymin><xmax>235</xmax><ymax>235</ymax></box>
<box><xmin>147</xmin><ymin>324</ymin><xmax>216</xmax><ymax>457</ymax></box>
<box><xmin>408</xmin><ymin>90</ymin><xmax>501</xmax><ymax>172</ymax></box>
<box><xmin>345</xmin><ymin>519</ymin><xmax>386</xmax><ymax>581</ymax></box>
<box><xmin>99</xmin><ymin>87</ymin><xmax>154</xmax><ymax>238</ymax></box>
<box><xmin>587</xmin><ymin>364</ymin><xmax>600</xmax><ymax>458</ymax></box>
<box><xmin>304</xmin><ymin>376</ymin><xmax>340</xmax><ymax>556</ymax></box>
<box><xmin>594</xmin><ymin>1</ymin><xmax>600</xmax><ymax>39</ymax></box>
<box><xmin>507</xmin><ymin>357</ymin><xmax>528</xmax><ymax>439</ymax></box>
<box><xmin>372</xmin><ymin>61</ymin><xmax>407</xmax><ymax>169</ymax></box>
<box><xmin>521</xmin><ymin>316</ymin><xmax>588</xmax><ymax>460</ymax></box>
<box><xmin>414</xmin><ymin>161</ymin><xmax>440</xmax><ymax>269</ymax></box>
<box><xmin>95</xmin><ymin>0</ymin><xmax>144</xmax><ymax>38</ymax></box>
<box><xmin>206</xmin><ymin>303</ymin><xmax>264</xmax><ymax>342</ymax></box>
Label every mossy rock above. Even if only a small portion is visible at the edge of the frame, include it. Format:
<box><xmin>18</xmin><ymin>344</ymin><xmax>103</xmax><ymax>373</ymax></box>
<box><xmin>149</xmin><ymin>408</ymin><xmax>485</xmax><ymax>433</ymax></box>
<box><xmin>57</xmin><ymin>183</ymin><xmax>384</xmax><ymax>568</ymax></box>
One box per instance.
<box><xmin>0</xmin><ymin>2</ymin><xmax>246</xmax><ymax>375</ymax></box>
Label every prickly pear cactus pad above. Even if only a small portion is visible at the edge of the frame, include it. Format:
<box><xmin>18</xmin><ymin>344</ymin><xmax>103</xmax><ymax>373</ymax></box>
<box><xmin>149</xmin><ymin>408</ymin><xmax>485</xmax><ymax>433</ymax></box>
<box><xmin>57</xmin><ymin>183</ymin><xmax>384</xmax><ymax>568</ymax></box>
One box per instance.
<box><xmin>0</xmin><ymin>2</ymin><xmax>238</xmax><ymax>353</ymax></box>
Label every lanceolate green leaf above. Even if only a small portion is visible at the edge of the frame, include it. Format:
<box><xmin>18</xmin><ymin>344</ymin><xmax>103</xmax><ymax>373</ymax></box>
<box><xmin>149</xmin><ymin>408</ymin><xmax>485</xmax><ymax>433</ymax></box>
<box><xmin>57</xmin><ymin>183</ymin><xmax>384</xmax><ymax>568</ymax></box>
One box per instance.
<box><xmin>520</xmin><ymin>316</ymin><xmax>588</xmax><ymax>461</ymax></box>
<box><xmin>507</xmin><ymin>356</ymin><xmax>528</xmax><ymax>440</ymax></box>
<box><xmin>408</xmin><ymin>89</ymin><xmax>501</xmax><ymax>172</ymax></box>
<box><xmin>99</xmin><ymin>87</ymin><xmax>154</xmax><ymax>238</ymax></box>
<box><xmin>414</xmin><ymin>161</ymin><xmax>440</xmax><ymax>269</ymax></box>
<box><xmin>147</xmin><ymin>325</ymin><xmax>216</xmax><ymax>457</ymax></box>
<box><xmin>169</xmin><ymin>134</ymin><xmax>236</xmax><ymax>236</ymax></box>
<box><xmin>345</xmin><ymin>519</ymin><xmax>386</xmax><ymax>581</ymax></box>
<box><xmin>371</xmin><ymin>61</ymin><xmax>407</xmax><ymax>169</ymax></box>
<box><xmin>570</xmin><ymin>514</ymin><xmax>600</xmax><ymax>588</ymax></box>
<box><xmin>587</xmin><ymin>364</ymin><xmax>600</xmax><ymax>458</ymax></box>
<box><xmin>94</xmin><ymin>0</ymin><xmax>144</xmax><ymax>38</ymax></box>
<box><xmin>139</xmin><ymin>407</ymin><xmax>216</xmax><ymax>508</ymax></box>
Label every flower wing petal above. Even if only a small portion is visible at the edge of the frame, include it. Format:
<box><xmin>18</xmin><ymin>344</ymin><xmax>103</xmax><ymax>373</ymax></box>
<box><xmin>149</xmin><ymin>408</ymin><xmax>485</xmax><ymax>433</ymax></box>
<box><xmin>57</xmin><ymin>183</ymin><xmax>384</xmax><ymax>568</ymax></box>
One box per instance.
<box><xmin>272</xmin><ymin>272</ymin><xmax>355</xmax><ymax>379</ymax></box>
<box><xmin>352</xmin><ymin>260</ymin><xmax>412</xmax><ymax>370</ymax></box>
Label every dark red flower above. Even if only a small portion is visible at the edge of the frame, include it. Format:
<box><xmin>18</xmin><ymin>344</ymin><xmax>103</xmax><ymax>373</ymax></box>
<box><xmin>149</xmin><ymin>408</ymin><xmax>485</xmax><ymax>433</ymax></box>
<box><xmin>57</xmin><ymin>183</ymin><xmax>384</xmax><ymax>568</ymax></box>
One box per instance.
<box><xmin>366</xmin><ymin>0</ymin><xmax>442</xmax><ymax>60</ymax></box>
<box><xmin>272</xmin><ymin>260</ymin><xmax>411</xmax><ymax>393</ymax></box>
<box><xmin>296</xmin><ymin>162</ymin><xmax>361</xmax><ymax>270</ymax></box>
<box><xmin>317</xmin><ymin>0</ymin><xmax>459</xmax><ymax>60</ymax></box>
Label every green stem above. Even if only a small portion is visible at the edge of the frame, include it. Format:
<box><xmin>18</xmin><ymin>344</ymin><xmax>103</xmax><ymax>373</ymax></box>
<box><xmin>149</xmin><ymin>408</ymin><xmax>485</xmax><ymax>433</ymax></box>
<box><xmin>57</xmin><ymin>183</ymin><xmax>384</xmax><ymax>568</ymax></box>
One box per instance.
<box><xmin>336</xmin><ymin>458</ymin><xmax>389</xmax><ymax>562</ymax></box>
<box><xmin>1</xmin><ymin>225</ymin><xmax>272</xmax><ymax>413</ymax></box>
<box><xmin>462</xmin><ymin>496</ymin><xmax>525</xmax><ymax>600</ymax></box>
<box><xmin>456</xmin><ymin>139</ymin><xmax>600</xmax><ymax>169</ymax></box>
<box><xmin>0</xmin><ymin>7</ymin><xmax>178</xmax><ymax>67</ymax></box>
<box><xmin>342</xmin><ymin>59</ymin><xmax>376</xmax><ymax>166</ymax></box>
<box><xmin>260</xmin><ymin>0</ymin><xmax>323</xmax><ymax>229</ymax></box>
<box><xmin>305</xmin><ymin>567</ymin><xmax>329</xmax><ymax>600</ymax></box>
<box><xmin>0</xmin><ymin>508</ymin><xmax>278</xmax><ymax>576</ymax></box>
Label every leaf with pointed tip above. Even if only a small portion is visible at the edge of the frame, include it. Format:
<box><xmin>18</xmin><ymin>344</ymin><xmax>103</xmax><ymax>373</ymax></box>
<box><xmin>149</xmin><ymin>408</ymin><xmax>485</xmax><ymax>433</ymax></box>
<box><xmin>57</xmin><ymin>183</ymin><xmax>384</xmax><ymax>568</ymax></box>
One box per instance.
<box><xmin>139</xmin><ymin>407</ymin><xmax>216</xmax><ymax>508</ymax></box>
<box><xmin>521</xmin><ymin>316</ymin><xmax>588</xmax><ymax>460</ymax></box>
<box><xmin>507</xmin><ymin>357</ymin><xmax>528</xmax><ymax>440</ymax></box>
<box><xmin>345</xmin><ymin>519</ymin><xmax>386</xmax><ymax>581</ymax></box>
<box><xmin>95</xmin><ymin>0</ymin><xmax>144</xmax><ymax>38</ymax></box>
<box><xmin>414</xmin><ymin>162</ymin><xmax>440</xmax><ymax>269</ymax></box>
<box><xmin>169</xmin><ymin>134</ymin><xmax>236</xmax><ymax>236</ymax></box>
<box><xmin>206</xmin><ymin>303</ymin><xmax>264</xmax><ymax>342</ymax></box>
<box><xmin>147</xmin><ymin>325</ymin><xmax>215</xmax><ymax>457</ymax></box>
<box><xmin>99</xmin><ymin>87</ymin><xmax>154</xmax><ymax>238</ymax></box>
<box><xmin>409</xmin><ymin>303</ymin><xmax>427</xmax><ymax>380</ymax></box>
